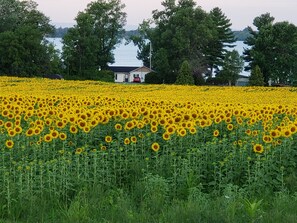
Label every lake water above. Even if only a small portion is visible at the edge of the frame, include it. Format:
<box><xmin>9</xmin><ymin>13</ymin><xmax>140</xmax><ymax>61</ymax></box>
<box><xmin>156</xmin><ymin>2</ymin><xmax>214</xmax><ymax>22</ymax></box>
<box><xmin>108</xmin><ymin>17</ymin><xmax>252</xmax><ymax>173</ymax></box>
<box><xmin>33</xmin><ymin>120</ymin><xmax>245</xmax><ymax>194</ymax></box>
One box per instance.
<box><xmin>47</xmin><ymin>38</ymin><xmax>142</xmax><ymax>66</ymax></box>
<box><xmin>47</xmin><ymin>38</ymin><xmax>248</xmax><ymax>75</ymax></box>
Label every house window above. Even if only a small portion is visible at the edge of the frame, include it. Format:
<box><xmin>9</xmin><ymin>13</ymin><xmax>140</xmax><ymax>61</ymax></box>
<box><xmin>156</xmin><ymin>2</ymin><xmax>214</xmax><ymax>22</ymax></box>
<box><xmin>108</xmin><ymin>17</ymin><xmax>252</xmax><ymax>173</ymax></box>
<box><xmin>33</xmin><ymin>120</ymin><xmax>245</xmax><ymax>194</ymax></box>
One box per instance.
<box><xmin>115</xmin><ymin>74</ymin><xmax>117</xmax><ymax>80</ymax></box>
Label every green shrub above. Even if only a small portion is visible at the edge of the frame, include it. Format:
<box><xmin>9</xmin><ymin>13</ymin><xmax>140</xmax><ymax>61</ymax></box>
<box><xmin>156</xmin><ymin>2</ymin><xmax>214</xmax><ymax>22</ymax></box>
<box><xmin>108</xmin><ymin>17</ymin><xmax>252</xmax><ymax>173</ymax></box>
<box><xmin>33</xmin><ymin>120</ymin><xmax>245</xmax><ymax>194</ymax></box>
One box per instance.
<box><xmin>175</xmin><ymin>60</ymin><xmax>194</xmax><ymax>85</ymax></box>
<box><xmin>145</xmin><ymin>72</ymin><xmax>163</xmax><ymax>84</ymax></box>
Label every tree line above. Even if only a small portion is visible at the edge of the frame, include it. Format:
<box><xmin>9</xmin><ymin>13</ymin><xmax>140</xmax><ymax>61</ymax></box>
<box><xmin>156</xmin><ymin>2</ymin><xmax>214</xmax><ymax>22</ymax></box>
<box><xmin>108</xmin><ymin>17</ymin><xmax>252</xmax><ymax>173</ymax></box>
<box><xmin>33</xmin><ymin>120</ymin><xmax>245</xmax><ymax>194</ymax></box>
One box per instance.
<box><xmin>0</xmin><ymin>0</ymin><xmax>297</xmax><ymax>86</ymax></box>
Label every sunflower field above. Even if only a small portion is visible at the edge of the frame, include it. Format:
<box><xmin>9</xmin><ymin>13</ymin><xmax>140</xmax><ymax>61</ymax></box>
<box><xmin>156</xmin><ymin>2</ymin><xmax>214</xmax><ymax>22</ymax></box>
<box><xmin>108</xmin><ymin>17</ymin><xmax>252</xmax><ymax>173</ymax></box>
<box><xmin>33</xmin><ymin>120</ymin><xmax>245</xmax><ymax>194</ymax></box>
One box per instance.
<box><xmin>1</xmin><ymin>76</ymin><xmax>297</xmax><ymax>222</ymax></box>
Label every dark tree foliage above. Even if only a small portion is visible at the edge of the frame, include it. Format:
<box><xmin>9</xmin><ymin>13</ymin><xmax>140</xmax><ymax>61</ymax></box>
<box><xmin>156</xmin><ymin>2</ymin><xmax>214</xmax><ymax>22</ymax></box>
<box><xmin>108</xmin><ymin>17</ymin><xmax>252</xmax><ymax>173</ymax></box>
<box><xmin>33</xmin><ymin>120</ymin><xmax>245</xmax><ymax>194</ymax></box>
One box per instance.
<box><xmin>130</xmin><ymin>0</ymin><xmax>235</xmax><ymax>84</ymax></box>
<box><xmin>62</xmin><ymin>0</ymin><xmax>126</xmax><ymax>77</ymax></box>
<box><xmin>216</xmin><ymin>50</ymin><xmax>243</xmax><ymax>86</ymax></box>
<box><xmin>0</xmin><ymin>0</ymin><xmax>58</xmax><ymax>77</ymax></box>
<box><xmin>144</xmin><ymin>72</ymin><xmax>163</xmax><ymax>84</ymax></box>
<box><xmin>175</xmin><ymin>60</ymin><xmax>194</xmax><ymax>85</ymax></box>
<box><xmin>151</xmin><ymin>0</ymin><xmax>214</xmax><ymax>83</ymax></box>
<box><xmin>248</xmin><ymin>65</ymin><xmax>265</xmax><ymax>86</ymax></box>
<box><xmin>207</xmin><ymin>7</ymin><xmax>236</xmax><ymax>76</ymax></box>
<box><xmin>244</xmin><ymin>13</ymin><xmax>297</xmax><ymax>85</ymax></box>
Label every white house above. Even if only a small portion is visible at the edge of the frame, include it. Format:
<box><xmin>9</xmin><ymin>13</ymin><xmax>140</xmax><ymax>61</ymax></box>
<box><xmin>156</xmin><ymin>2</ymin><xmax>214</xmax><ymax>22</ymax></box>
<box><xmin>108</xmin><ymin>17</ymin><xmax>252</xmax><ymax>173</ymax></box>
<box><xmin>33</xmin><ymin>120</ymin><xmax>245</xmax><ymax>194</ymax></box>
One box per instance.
<box><xmin>109</xmin><ymin>66</ymin><xmax>152</xmax><ymax>83</ymax></box>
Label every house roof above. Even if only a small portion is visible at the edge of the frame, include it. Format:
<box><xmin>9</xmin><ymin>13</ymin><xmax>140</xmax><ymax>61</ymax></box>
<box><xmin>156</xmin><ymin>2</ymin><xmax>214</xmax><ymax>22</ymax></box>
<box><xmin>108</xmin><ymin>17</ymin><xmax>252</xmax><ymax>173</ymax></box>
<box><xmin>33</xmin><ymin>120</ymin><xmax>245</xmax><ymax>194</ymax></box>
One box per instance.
<box><xmin>238</xmin><ymin>74</ymin><xmax>249</xmax><ymax>78</ymax></box>
<box><xmin>108</xmin><ymin>66</ymin><xmax>140</xmax><ymax>73</ymax></box>
<box><xmin>108</xmin><ymin>65</ymin><xmax>153</xmax><ymax>73</ymax></box>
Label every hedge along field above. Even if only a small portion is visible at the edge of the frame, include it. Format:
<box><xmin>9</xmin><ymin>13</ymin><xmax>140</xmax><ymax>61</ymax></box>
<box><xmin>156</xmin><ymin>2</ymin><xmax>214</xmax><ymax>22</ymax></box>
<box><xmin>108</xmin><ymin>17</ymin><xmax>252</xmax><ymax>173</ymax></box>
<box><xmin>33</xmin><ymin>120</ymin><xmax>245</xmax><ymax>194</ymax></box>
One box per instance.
<box><xmin>1</xmin><ymin>76</ymin><xmax>297</xmax><ymax>219</ymax></box>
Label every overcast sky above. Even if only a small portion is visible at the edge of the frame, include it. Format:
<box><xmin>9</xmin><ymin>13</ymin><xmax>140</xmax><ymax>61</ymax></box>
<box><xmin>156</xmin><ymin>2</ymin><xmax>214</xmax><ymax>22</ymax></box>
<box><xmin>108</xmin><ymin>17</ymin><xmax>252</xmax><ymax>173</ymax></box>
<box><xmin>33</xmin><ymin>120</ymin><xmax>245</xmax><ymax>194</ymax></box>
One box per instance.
<box><xmin>34</xmin><ymin>0</ymin><xmax>297</xmax><ymax>30</ymax></box>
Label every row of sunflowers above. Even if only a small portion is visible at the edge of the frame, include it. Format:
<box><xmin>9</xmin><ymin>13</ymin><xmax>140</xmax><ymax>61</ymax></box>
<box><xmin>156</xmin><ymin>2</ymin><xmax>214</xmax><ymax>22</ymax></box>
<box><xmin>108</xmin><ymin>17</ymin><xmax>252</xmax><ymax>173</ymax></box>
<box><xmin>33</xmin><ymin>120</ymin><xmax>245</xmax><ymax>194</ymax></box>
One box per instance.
<box><xmin>1</xmin><ymin>76</ymin><xmax>297</xmax><ymax>209</ymax></box>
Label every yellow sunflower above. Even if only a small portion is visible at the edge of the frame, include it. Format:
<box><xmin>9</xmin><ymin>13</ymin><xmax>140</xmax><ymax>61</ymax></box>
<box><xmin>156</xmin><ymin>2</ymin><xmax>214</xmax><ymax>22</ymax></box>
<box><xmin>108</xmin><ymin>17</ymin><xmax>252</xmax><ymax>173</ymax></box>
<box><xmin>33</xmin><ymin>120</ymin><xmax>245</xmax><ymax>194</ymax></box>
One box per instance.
<box><xmin>105</xmin><ymin>135</ymin><xmax>112</xmax><ymax>143</ymax></box>
<box><xmin>213</xmin><ymin>129</ymin><xmax>220</xmax><ymax>137</ymax></box>
<box><xmin>151</xmin><ymin>142</ymin><xmax>160</xmax><ymax>152</ymax></box>
<box><xmin>8</xmin><ymin>129</ymin><xmax>16</xmax><ymax>137</ymax></box>
<box><xmin>150</xmin><ymin>126</ymin><xmax>158</xmax><ymax>133</ymax></box>
<box><xmin>14</xmin><ymin>126</ymin><xmax>22</xmax><ymax>134</ymax></box>
<box><xmin>162</xmin><ymin>132</ymin><xmax>171</xmax><ymax>141</ymax></box>
<box><xmin>282</xmin><ymin>128</ymin><xmax>292</xmax><ymax>138</ymax></box>
<box><xmin>101</xmin><ymin>145</ymin><xmax>107</xmax><ymax>151</ymax></box>
<box><xmin>262</xmin><ymin>135</ymin><xmax>272</xmax><ymax>143</ymax></box>
<box><xmin>115</xmin><ymin>123</ymin><xmax>123</xmax><ymax>131</ymax></box>
<box><xmin>189</xmin><ymin>127</ymin><xmax>197</xmax><ymax>134</ymax></box>
<box><xmin>26</xmin><ymin>128</ymin><xmax>34</xmax><ymax>137</ymax></box>
<box><xmin>75</xmin><ymin>147</ymin><xmax>83</xmax><ymax>155</ymax></box>
<box><xmin>59</xmin><ymin>133</ymin><xmax>67</xmax><ymax>141</ymax></box>
<box><xmin>270</xmin><ymin>129</ymin><xmax>280</xmax><ymax>138</ymax></box>
<box><xmin>124</xmin><ymin>138</ymin><xmax>130</xmax><ymax>145</ymax></box>
<box><xmin>50</xmin><ymin>130</ymin><xmax>59</xmax><ymax>139</ymax></box>
<box><xmin>177</xmin><ymin>128</ymin><xmax>187</xmax><ymax>137</ymax></box>
<box><xmin>227</xmin><ymin>124</ymin><xmax>234</xmax><ymax>131</ymax></box>
<box><xmin>44</xmin><ymin>134</ymin><xmax>53</xmax><ymax>143</ymax></box>
<box><xmin>69</xmin><ymin>125</ymin><xmax>78</xmax><ymax>134</ymax></box>
<box><xmin>5</xmin><ymin>140</ymin><xmax>14</xmax><ymax>149</ymax></box>
<box><xmin>130</xmin><ymin>136</ymin><xmax>137</xmax><ymax>143</ymax></box>
<box><xmin>253</xmin><ymin>144</ymin><xmax>264</xmax><ymax>154</ymax></box>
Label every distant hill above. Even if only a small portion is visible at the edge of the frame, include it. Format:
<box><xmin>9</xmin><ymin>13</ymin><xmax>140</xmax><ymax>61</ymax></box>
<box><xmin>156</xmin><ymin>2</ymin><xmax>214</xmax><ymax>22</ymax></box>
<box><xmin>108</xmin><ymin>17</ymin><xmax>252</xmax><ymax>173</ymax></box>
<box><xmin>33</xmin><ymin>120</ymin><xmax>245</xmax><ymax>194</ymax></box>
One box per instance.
<box><xmin>48</xmin><ymin>27</ymin><xmax>69</xmax><ymax>38</ymax></box>
<box><xmin>125</xmin><ymin>28</ymin><xmax>252</xmax><ymax>42</ymax></box>
<box><xmin>49</xmin><ymin>27</ymin><xmax>138</xmax><ymax>39</ymax></box>
<box><xmin>49</xmin><ymin>27</ymin><xmax>252</xmax><ymax>42</ymax></box>
<box><xmin>233</xmin><ymin>28</ymin><xmax>252</xmax><ymax>41</ymax></box>
<box><xmin>124</xmin><ymin>30</ymin><xmax>139</xmax><ymax>39</ymax></box>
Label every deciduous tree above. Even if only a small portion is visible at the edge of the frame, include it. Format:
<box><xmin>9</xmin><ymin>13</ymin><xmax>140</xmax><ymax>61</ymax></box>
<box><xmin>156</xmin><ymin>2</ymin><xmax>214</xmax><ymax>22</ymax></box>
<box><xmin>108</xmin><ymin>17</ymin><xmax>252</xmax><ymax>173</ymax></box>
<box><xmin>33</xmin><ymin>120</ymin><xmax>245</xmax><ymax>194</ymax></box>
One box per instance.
<box><xmin>62</xmin><ymin>0</ymin><xmax>126</xmax><ymax>77</ymax></box>
<box><xmin>131</xmin><ymin>0</ymin><xmax>214</xmax><ymax>83</ymax></box>
<box><xmin>130</xmin><ymin>1</ymin><xmax>235</xmax><ymax>84</ymax></box>
<box><xmin>0</xmin><ymin>0</ymin><xmax>56</xmax><ymax>76</ymax></box>
<box><xmin>244</xmin><ymin>13</ymin><xmax>297</xmax><ymax>85</ymax></box>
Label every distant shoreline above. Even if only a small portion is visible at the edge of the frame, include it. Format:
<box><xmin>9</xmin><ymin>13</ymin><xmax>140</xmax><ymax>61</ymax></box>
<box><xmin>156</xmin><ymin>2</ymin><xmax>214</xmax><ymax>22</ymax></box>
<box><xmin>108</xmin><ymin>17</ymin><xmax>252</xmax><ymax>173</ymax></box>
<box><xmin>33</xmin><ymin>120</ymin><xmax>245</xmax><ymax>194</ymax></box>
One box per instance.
<box><xmin>49</xmin><ymin>27</ymin><xmax>251</xmax><ymax>41</ymax></box>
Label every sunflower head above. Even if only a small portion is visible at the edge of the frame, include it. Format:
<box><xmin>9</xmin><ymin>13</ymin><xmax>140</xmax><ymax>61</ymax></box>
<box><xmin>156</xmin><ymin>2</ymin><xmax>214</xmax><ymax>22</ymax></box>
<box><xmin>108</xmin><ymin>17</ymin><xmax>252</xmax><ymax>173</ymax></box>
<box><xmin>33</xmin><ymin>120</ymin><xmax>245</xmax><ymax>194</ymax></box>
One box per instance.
<box><xmin>75</xmin><ymin>147</ymin><xmax>83</xmax><ymax>155</ymax></box>
<box><xmin>44</xmin><ymin>134</ymin><xmax>53</xmax><ymax>143</ymax></box>
<box><xmin>162</xmin><ymin>132</ymin><xmax>170</xmax><ymax>141</ymax></box>
<box><xmin>130</xmin><ymin>136</ymin><xmax>137</xmax><ymax>143</ymax></box>
<box><xmin>69</xmin><ymin>125</ymin><xmax>78</xmax><ymax>134</ymax></box>
<box><xmin>253</xmin><ymin>144</ymin><xmax>264</xmax><ymax>154</ymax></box>
<box><xmin>213</xmin><ymin>130</ymin><xmax>220</xmax><ymax>137</ymax></box>
<box><xmin>59</xmin><ymin>133</ymin><xmax>67</xmax><ymax>141</ymax></box>
<box><xmin>105</xmin><ymin>135</ymin><xmax>112</xmax><ymax>143</ymax></box>
<box><xmin>151</xmin><ymin>142</ymin><xmax>160</xmax><ymax>152</ymax></box>
<box><xmin>124</xmin><ymin>138</ymin><xmax>130</xmax><ymax>145</ymax></box>
<box><xmin>5</xmin><ymin>140</ymin><xmax>14</xmax><ymax>149</ymax></box>
<box><xmin>227</xmin><ymin>124</ymin><xmax>234</xmax><ymax>131</ymax></box>
<box><xmin>115</xmin><ymin>123</ymin><xmax>122</xmax><ymax>131</ymax></box>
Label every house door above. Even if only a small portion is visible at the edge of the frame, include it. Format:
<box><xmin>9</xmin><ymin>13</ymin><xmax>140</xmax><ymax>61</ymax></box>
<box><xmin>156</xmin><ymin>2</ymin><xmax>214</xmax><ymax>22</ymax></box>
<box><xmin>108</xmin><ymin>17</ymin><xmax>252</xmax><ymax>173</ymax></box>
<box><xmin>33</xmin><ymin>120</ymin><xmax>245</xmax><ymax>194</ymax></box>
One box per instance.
<box><xmin>125</xmin><ymin>74</ymin><xmax>129</xmax><ymax>82</ymax></box>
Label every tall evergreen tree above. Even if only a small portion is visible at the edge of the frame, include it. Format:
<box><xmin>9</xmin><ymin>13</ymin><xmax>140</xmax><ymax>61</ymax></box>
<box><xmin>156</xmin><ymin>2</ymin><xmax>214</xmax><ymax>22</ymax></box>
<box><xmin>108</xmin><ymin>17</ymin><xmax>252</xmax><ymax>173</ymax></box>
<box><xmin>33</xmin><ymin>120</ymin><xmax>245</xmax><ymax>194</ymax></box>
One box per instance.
<box><xmin>207</xmin><ymin>7</ymin><xmax>236</xmax><ymax>76</ymax></box>
<box><xmin>62</xmin><ymin>0</ymin><xmax>126</xmax><ymax>77</ymax></box>
<box><xmin>216</xmin><ymin>50</ymin><xmax>243</xmax><ymax>86</ymax></box>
